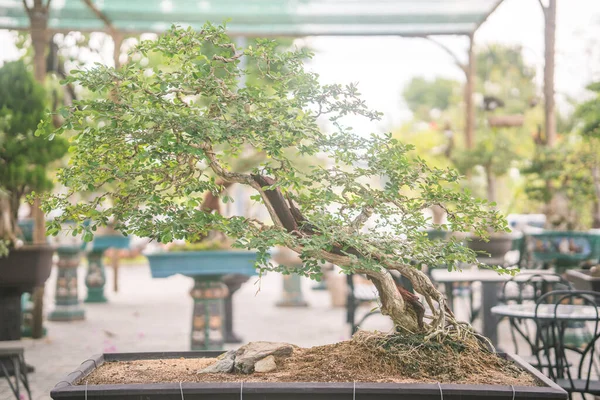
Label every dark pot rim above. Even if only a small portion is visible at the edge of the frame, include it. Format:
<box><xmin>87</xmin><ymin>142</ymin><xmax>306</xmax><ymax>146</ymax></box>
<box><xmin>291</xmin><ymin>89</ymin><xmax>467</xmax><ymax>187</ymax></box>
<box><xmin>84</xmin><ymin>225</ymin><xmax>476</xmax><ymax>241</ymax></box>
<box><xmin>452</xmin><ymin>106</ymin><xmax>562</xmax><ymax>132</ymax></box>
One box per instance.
<box><xmin>51</xmin><ymin>352</ymin><xmax>566</xmax><ymax>399</ymax></box>
<box><xmin>5</xmin><ymin>244</ymin><xmax>56</xmax><ymax>252</ymax></box>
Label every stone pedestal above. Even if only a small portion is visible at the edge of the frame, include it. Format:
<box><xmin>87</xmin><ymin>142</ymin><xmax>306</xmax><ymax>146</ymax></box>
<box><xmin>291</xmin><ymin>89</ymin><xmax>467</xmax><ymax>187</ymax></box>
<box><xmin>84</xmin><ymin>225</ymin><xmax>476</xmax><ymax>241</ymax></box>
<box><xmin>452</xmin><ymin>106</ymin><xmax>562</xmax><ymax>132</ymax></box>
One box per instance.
<box><xmin>222</xmin><ymin>274</ymin><xmax>250</xmax><ymax>343</ymax></box>
<box><xmin>276</xmin><ymin>273</ymin><xmax>308</xmax><ymax>307</ymax></box>
<box><xmin>49</xmin><ymin>247</ymin><xmax>85</xmax><ymax>321</ymax></box>
<box><xmin>272</xmin><ymin>248</ymin><xmax>309</xmax><ymax>308</ymax></box>
<box><xmin>190</xmin><ymin>277</ymin><xmax>228</xmax><ymax>350</ymax></box>
<box><xmin>85</xmin><ymin>249</ymin><xmax>107</xmax><ymax>303</ymax></box>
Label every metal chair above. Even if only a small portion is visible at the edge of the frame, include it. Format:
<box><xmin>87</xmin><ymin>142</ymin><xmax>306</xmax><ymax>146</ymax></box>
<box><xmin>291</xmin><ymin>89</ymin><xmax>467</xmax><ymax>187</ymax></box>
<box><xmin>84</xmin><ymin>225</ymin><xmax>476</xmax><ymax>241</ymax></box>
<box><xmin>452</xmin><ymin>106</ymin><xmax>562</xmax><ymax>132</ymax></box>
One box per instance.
<box><xmin>498</xmin><ymin>273</ymin><xmax>572</xmax><ymax>355</ymax></box>
<box><xmin>535</xmin><ymin>290</ymin><xmax>600</xmax><ymax>399</ymax></box>
<box><xmin>0</xmin><ymin>347</ymin><xmax>32</xmax><ymax>400</ymax></box>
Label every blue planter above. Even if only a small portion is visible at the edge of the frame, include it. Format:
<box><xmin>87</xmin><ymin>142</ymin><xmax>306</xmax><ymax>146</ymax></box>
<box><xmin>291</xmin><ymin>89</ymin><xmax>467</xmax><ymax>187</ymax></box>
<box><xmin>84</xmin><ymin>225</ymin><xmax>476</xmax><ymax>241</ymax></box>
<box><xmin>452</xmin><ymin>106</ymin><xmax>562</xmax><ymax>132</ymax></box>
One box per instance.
<box><xmin>146</xmin><ymin>250</ymin><xmax>259</xmax><ymax>350</ymax></box>
<box><xmin>146</xmin><ymin>251</ymin><xmax>258</xmax><ymax>278</ymax></box>
<box><xmin>92</xmin><ymin>235</ymin><xmax>131</xmax><ymax>251</ymax></box>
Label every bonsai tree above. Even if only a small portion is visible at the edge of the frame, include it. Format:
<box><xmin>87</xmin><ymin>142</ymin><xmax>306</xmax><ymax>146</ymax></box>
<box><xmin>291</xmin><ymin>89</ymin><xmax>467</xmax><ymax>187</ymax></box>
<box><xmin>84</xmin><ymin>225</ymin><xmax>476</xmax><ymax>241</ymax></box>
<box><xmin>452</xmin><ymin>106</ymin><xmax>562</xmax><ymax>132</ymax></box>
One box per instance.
<box><xmin>41</xmin><ymin>25</ymin><xmax>506</xmax><ymax>340</ymax></box>
<box><xmin>0</xmin><ymin>60</ymin><xmax>68</xmax><ymax>253</ymax></box>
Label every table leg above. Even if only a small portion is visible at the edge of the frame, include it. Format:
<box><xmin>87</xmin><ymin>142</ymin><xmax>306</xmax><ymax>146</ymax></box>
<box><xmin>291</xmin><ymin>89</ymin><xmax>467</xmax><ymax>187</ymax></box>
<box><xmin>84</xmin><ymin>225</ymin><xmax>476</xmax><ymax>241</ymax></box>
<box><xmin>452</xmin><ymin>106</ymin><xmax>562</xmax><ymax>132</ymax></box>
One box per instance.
<box><xmin>111</xmin><ymin>250</ymin><xmax>120</xmax><ymax>293</ymax></box>
<box><xmin>222</xmin><ymin>274</ymin><xmax>249</xmax><ymax>344</ymax></box>
<box><xmin>481</xmin><ymin>281</ymin><xmax>499</xmax><ymax>347</ymax></box>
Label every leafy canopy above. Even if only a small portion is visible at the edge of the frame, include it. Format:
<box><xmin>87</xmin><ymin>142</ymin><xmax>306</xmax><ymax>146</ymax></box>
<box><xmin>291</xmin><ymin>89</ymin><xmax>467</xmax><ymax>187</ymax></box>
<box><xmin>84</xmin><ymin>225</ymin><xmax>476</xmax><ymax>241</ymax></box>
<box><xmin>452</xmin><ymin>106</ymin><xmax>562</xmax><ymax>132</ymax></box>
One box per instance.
<box><xmin>42</xmin><ymin>24</ymin><xmax>506</xmax><ymax>278</ymax></box>
<box><xmin>0</xmin><ymin>60</ymin><xmax>68</xmax><ymax>250</ymax></box>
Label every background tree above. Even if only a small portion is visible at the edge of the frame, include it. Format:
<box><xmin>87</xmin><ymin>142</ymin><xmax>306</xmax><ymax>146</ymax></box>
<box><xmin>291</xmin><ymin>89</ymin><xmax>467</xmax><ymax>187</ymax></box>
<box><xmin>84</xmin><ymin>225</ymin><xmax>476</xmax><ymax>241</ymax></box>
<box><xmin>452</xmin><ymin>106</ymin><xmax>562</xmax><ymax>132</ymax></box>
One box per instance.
<box><xmin>574</xmin><ymin>82</ymin><xmax>600</xmax><ymax>228</ymax></box>
<box><xmin>519</xmin><ymin>82</ymin><xmax>600</xmax><ymax>230</ymax></box>
<box><xmin>402</xmin><ymin>77</ymin><xmax>461</xmax><ymax>122</ymax></box>
<box><xmin>475</xmin><ymin>44</ymin><xmax>537</xmax><ymax>115</ymax></box>
<box><xmin>0</xmin><ymin>60</ymin><xmax>68</xmax><ymax>251</ymax></box>
<box><xmin>396</xmin><ymin>44</ymin><xmax>539</xmax><ymax>212</ymax></box>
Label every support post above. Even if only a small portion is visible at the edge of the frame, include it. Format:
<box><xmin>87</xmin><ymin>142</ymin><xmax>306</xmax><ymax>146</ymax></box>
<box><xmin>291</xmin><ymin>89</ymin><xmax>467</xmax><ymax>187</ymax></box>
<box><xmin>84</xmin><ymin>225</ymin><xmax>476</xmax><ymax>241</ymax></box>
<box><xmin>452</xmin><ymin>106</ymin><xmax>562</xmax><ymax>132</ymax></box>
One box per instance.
<box><xmin>112</xmin><ymin>32</ymin><xmax>123</xmax><ymax>70</ymax></box>
<box><xmin>276</xmin><ymin>274</ymin><xmax>309</xmax><ymax>307</ymax></box>
<box><xmin>111</xmin><ymin>250</ymin><xmax>120</xmax><ymax>293</ymax></box>
<box><xmin>464</xmin><ymin>34</ymin><xmax>476</xmax><ymax>149</ymax></box>
<box><xmin>26</xmin><ymin>0</ymin><xmax>52</xmax><ymax>340</ymax></box>
<box><xmin>542</xmin><ymin>0</ymin><xmax>557</xmax><ymax>147</ymax></box>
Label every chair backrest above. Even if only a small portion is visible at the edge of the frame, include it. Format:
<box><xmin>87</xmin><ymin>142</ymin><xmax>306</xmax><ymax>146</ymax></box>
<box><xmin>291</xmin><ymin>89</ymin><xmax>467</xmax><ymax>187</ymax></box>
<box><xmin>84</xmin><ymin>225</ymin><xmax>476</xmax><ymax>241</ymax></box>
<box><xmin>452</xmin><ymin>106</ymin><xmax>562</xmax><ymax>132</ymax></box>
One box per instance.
<box><xmin>534</xmin><ymin>290</ymin><xmax>600</xmax><ymax>394</ymax></box>
<box><xmin>500</xmin><ymin>273</ymin><xmax>572</xmax><ymax>305</ymax></box>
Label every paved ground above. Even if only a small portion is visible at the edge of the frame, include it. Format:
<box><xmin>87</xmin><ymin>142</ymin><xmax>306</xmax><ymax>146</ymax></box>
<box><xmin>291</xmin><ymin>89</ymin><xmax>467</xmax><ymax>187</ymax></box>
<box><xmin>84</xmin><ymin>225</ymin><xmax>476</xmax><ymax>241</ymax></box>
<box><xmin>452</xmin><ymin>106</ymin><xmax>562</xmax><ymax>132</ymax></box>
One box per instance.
<box><xmin>1</xmin><ymin>262</ymin><xmax>518</xmax><ymax>400</ymax></box>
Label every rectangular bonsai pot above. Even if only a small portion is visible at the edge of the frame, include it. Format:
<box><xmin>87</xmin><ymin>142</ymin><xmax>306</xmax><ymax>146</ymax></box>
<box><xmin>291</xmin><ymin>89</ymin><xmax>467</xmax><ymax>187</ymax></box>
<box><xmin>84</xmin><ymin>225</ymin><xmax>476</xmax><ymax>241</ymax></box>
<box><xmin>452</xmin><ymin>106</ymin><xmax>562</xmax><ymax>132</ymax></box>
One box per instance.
<box><xmin>51</xmin><ymin>351</ymin><xmax>566</xmax><ymax>400</ymax></box>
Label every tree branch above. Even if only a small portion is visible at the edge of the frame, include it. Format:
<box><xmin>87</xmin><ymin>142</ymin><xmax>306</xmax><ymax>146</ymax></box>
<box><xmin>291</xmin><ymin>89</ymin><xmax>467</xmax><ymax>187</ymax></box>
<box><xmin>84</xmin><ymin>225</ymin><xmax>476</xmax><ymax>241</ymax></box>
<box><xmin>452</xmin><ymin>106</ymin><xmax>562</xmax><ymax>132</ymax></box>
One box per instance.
<box><xmin>81</xmin><ymin>0</ymin><xmax>118</xmax><ymax>36</ymax></box>
<box><xmin>423</xmin><ymin>36</ymin><xmax>467</xmax><ymax>74</ymax></box>
<box><xmin>350</xmin><ymin>206</ymin><xmax>373</xmax><ymax>231</ymax></box>
<box><xmin>537</xmin><ymin>0</ymin><xmax>547</xmax><ymax>14</ymax></box>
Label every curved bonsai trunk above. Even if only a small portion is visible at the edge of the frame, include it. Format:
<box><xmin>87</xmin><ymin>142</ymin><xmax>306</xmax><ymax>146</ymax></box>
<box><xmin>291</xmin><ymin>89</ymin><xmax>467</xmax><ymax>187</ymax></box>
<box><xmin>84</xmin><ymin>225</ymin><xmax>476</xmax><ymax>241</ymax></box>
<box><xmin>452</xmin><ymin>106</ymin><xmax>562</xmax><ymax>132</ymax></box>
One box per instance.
<box><xmin>196</xmin><ymin>143</ymin><xmax>466</xmax><ymax>337</ymax></box>
<box><xmin>250</xmin><ymin>174</ymin><xmax>448</xmax><ymax>334</ymax></box>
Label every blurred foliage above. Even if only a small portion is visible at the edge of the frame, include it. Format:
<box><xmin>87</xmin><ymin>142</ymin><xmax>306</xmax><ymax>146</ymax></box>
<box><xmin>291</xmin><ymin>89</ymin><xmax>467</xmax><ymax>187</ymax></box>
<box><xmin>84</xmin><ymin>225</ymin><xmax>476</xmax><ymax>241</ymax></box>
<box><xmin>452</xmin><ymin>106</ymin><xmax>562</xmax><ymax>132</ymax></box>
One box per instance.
<box><xmin>402</xmin><ymin>77</ymin><xmax>462</xmax><ymax>121</ymax></box>
<box><xmin>168</xmin><ymin>239</ymin><xmax>233</xmax><ymax>252</ymax></box>
<box><xmin>475</xmin><ymin>44</ymin><xmax>537</xmax><ymax>114</ymax></box>
<box><xmin>0</xmin><ymin>60</ymin><xmax>68</xmax><ymax>246</ymax></box>
<box><xmin>521</xmin><ymin>81</ymin><xmax>600</xmax><ymax>229</ymax></box>
<box><xmin>395</xmin><ymin>44</ymin><xmax>542</xmax><ymax>212</ymax></box>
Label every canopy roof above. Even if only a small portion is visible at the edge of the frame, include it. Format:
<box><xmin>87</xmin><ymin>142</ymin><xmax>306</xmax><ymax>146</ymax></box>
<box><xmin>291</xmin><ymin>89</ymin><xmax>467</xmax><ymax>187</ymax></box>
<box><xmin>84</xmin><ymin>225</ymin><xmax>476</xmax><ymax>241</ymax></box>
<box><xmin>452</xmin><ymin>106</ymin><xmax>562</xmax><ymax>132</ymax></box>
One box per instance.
<box><xmin>1</xmin><ymin>0</ymin><xmax>503</xmax><ymax>36</ymax></box>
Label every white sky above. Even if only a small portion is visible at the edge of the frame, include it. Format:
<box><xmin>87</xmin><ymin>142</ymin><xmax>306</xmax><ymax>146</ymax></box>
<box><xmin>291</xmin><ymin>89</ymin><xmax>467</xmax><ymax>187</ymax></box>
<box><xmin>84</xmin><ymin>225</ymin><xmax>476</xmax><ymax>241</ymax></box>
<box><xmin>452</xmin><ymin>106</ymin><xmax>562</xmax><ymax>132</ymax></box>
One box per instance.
<box><xmin>305</xmin><ymin>0</ymin><xmax>600</xmax><ymax>132</ymax></box>
<box><xmin>1</xmin><ymin>0</ymin><xmax>599</xmax><ymax>134</ymax></box>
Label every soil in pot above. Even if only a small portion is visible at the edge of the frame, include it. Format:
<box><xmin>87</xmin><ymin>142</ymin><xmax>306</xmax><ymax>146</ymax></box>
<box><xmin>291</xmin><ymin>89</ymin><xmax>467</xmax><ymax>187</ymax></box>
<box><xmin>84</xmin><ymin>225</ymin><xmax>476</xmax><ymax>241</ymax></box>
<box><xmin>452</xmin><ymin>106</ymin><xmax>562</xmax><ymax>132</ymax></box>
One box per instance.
<box><xmin>80</xmin><ymin>332</ymin><xmax>540</xmax><ymax>386</ymax></box>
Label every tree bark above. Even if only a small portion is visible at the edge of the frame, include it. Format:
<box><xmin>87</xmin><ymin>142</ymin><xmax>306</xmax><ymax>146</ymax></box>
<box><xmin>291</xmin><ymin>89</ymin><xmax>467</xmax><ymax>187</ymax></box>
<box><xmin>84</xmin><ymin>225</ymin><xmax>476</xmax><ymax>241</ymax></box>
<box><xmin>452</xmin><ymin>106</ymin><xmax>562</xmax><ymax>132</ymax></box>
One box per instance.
<box><xmin>27</xmin><ymin>0</ymin><xmax>51</xmax><ymax>340</ymax></box>
<box><xmin>485</xmin><ymin>165</ymin><xmax>497</xmax><ymax>205</ymax></box>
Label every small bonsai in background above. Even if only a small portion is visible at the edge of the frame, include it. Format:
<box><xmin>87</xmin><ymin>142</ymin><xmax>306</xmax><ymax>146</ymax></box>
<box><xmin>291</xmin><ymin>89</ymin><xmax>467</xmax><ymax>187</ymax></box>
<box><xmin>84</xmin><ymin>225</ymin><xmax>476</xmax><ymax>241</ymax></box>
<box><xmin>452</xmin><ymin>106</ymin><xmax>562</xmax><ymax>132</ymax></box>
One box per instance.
<box><xmin>522</xmin><ymin>82</ymin><xmax>600</xmax><ymax>230</ymax></box>
<box><xmin>453</xmin><ymin>124</ymin><xmax>522</xmax><ymax>207</ymax></box>
<box><xmin>42</xmin><ymin>25</ymin><xmax>506</xmax><ymax>343</ymax></box>
<box><xmin>0</xmin><ymin>60</ymin><xmax>68</xmax><ymax>254</ymax></box>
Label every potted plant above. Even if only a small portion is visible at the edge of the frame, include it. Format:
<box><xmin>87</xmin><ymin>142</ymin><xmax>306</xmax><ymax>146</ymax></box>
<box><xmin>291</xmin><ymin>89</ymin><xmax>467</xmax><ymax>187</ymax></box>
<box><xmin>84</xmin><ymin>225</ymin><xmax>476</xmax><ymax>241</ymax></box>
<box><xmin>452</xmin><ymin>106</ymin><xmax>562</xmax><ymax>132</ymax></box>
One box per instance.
<box><xmin>42</xmin><ymin>25</ymin><xmax>564</xmax><ymax>398</ymax></box>
<box><xmin>0</xmin><ymin>60</ymin><xmax>68</xmax><ymax>340</ymax></box>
